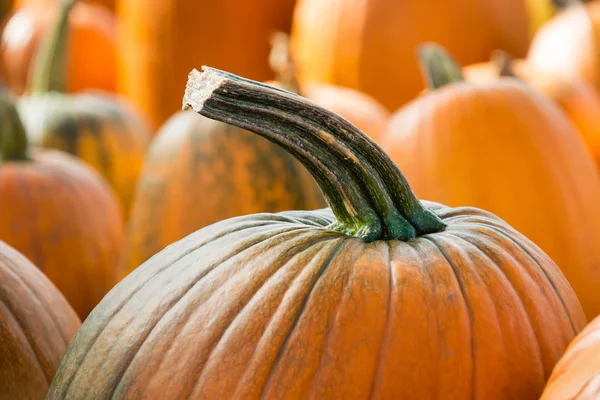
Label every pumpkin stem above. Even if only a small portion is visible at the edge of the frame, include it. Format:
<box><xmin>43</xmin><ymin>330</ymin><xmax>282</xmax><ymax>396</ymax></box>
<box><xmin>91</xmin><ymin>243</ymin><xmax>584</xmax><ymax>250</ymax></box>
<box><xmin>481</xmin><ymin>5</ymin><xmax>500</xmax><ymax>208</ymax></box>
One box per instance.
<box><xmin>269</xmin><ymin>32</ymin><xmax>302</xmax><ymax>95</ymax></box>
<box><xmin>183</xmin><ymin>67</ymin><xmax>446</xmax><ymax>242</ymax></box>
<box><xmin>29</xmin><ymin>0</ymin><xmax>77</xmax><ymax>94</ymax></box>
<box><xmin>0</xmin><ymin>87</ymin><xmax>30</xmax><ymax>162</ymax></box>
<box><xmin>418</xmin><ymin>43</ymin><xmax>464</xmax><ymax>90</ymax></box>
<box><xmin>491</xmin><ymin>50</ymin><xmax>516</xmax><ymax>77</ymax></box>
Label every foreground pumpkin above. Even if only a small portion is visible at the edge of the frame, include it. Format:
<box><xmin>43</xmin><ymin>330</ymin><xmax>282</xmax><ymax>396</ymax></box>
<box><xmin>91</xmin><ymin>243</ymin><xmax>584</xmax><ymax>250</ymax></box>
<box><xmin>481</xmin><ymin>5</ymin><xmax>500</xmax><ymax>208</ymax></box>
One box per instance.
<box><xmin>290</xmin><ymin>0</ymin><xmax>551</xmax><ymax>112</ymax></box>
<box><xmin>47</xmin><ymin>67</ymin><xmax>585</xmax><ymax>399</ymax></box>
<box><xmin>541</xmin><ymin>315</ymin><xmax>600</xmax><ymax>399</ymax></box>
<box><xmin>16</xmin><ymin>0</ymin><xmax>150</xmax><ymax>219</ymax></box>
<box><xmin>0</xmin><ymin>241</ymin><xmax>80</xmax><ymax>399</ymax></box>
<box><xmin>382</xmin><ymin>45</ymin><xmax>600</xmax><ymax>319</ymax></box>
<box><xmin>464</xmin><ymin>54</ymin><xmax>600</xmax><ymax>169</ymax></box>
<box><xmin>0</xmin><ymin>87</ymin><xmax>123</xmax><ymax>319</ymax></box>
<box><xmin>528</xmin><ymin>1</ymin><xmax>600</xmax><ymax>92</ymax></box>
<box><xmin>117</xmin><ymin>0</ymin><xmax>298</xmax><ymax>130</ymax></box>
<box><xmin>0</xmin><ymin>0</ymin><xmax>116</xmax><ymax>95</ymax></box>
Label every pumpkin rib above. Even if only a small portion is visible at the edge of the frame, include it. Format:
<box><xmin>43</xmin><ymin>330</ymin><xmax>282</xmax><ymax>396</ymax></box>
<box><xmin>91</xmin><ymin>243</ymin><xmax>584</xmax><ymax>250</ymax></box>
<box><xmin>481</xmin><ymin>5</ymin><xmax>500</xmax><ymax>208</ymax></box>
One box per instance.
<box><xmin>259</xmin><ymin>238</ymin><xmax>349</xmax><ymax>396</ymax></box>
<box><xmin>446</xmin><ymin>231</ymin><xmax>543</xmax><ymax>370</ymax></box>
<box><xmin>227</xmin><ymin>239</ymin><xmax>347</xmax><ymax>398</ymax></box>
<box><xmin>367</xmin><ymin>241</ymin><xmax>393</xmax><ymax>398</ymax></box>
<box><xmin>118</xmin><ymin>233</ymin><xmax>342</xmax><ymax>398</ymax></box>
<box><xmin>304</xmin><ymin>240</ymin><xmax>361</xmax><ymax>398</ymax></box>
<box><xmin>474</xmin><ymin>222</ymin><xmax>579</xmax><ymax>336</ymax></box>
<box><xmin>0</xmin><ymin>250</ymin><xmax>70</xmax><ymax>348</ymax></box>
<box><xmin>0</xmin><ymin>291</ymin><xmax>49</xmax><ymax>382</ymax></box>
<box><xmin>64</xmin><ymin>223</ymin><xmax>295</xmax><ymax>392</ymax></box>
<box><xmin>102</xmin><ymin>228</ymin><xmax>329</xmax><ymax>397</ymax></box>
<box><xmin>195</xmin><ymin>236</ymin><xmax>349</xmax><ymax>397</ymax></box>
<box><xmin>424</xmin><ymin>235</ymin><xmax>478</xmax><ymax>397</ymax></box>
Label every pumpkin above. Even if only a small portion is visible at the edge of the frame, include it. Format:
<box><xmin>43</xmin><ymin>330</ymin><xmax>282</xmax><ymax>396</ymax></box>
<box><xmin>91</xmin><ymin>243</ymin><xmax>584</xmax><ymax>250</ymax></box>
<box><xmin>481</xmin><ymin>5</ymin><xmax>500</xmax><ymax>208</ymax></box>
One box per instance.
<box><xmin>117</xmin><ymin>0</ymin><xmax>297</xmax><ymax>130</ymax></box>
<box><xmin>13</xmin><ymin>0</ymin><xmax>115</xmax><ymax>10</ymax></box>
<box><xmin>464</xmin><ymin>54</ymin><xmax>600</xmax><ymax>170</ymax></box>
<box><xmin>15</xmin><ymin>0</ymin><xmax>150</xmax><ymax>219</ymax></box>
<box><xmin>290</xmin><ymin>0</ymin><xmax>551</xmax><ymax>112</ymax></box>
<box><xmin>540</xmin><ymin>314</ymin><xmax>600</xmax><ymax>399</ymax></box>
<box><xmin>0</xmin><ymin>241</ymin><xmax>80</xmax><ymax>399</ymax></box>
<box><xmin>0</xmin><ymin>0</ymin><xmax>116</xmax><ymax>95</ymax></box>
<box><xmin>528</xmin><ymin>1</ymin><xmax>600</xmax><ymax>92</ymax></box>
<box><xmin>0</xmin><ymin>86</ymin><xmax>124</xmax><ymax>319</ymax></box>
<box><xmin>46</xmin><ymin>66</ymin><xmax>585</xmax><ymax>399</ymax></box>
<box><xmin>268</xmin><ymin>32</ymin><xmax>389</xmax><ymax>143</ymax></box>
<box><xmin>381</xmin><ymin>44</ymin><xmax>600</xmax><ymax>320</ymax></box>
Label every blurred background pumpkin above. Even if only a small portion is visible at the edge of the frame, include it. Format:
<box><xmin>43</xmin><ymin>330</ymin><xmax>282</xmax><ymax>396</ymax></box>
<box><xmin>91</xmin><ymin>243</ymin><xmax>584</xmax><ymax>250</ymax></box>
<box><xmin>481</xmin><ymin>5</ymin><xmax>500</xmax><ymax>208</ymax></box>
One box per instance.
<box><xmin>0</xmin><ymin>0</ymin><xmax>116</xmax><ymax>94</ymax></box>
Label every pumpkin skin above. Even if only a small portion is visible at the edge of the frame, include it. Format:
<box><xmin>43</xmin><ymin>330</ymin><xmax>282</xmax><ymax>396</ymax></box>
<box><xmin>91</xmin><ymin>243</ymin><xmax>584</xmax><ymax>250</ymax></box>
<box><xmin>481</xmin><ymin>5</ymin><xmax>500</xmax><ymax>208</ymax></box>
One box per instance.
<box><xmin>382</xmin><ymin>78</ymin><xmax>600</xmax><ymax>320</ymax></box>
<box><xmin>0</xmin><ymin>241</ymin><xmax>80</xmax><ymax>399</ymax></box>
<box><xmin>120</xmin><ymin>111</ymin><xmax>325</xmax><ymax>276</ymax></box>
<box><xmin>528</xmin><ymin>2</ymin><xmax>600</xmax><ymax>93</ymax></box>
<box><xmin>290</xmin><ymin>0</ymin><xmax>541</xmax><ymax>112</ymax></box>
<box><xmin>46</xmin><ymin>66</ymin><xmax>586</xmax><ymax>400</ymax></box>
<box><xmin>0</xmin><ymin>2</ymin><xmax>116</xmax><ymax>95</ymax></box>
<box><xmin>464</xmin><ymin>59</ymin><xmax>600</xmax><ymax>169</ymax></box>
<box><xmin>540</xmin><ymin>315</ymin><xmax>600</xmax><ymax>399</ymax></box>
<box><xmin>18</xmin><ymin>92</ymin><xmax>151</xmax><ymax>219</ymax></box>
<box><xmin>117</xmin><ymin>0</ymin><xmax>298</xmax><ymax>130</ymax></box>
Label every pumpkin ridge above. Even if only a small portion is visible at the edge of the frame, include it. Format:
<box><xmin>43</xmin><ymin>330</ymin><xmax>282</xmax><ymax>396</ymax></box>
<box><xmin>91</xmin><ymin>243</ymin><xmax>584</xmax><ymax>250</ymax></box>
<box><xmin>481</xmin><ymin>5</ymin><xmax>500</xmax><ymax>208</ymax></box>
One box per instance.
<box><xmin>260</xmin><ymin>239</ymin><xmax>349</xmax><ymax>396</ymax></box>
<box><xmin>367</xmin><ymin>240</ymin><xmax>393</xmax><ymax>398</ymax></box>
<box><xmin>305</xmin><ymin>240</ymin><xmax>363</xmax><ymax>398</ymax></box>
<box><xmin>468</xmin><ymin>222</ymin><xmax>580</xmax><ymax>337</ymax></box>
<box><xmin>444</xmin><ymin>230</ymin><xmax>544</xmax><ymax>374</ymax></box>
<box><xmin>136</xmin><ymin>234</ymin><xmax>342</xmax><ymax>397</ymax></box>
<box><xmin>108</xmin><ymin>229</ymin><xmax>333</xmax><ymax>397</ymax></box>
<box><xmin>0</xmin><ymin>290</ymin><xmax>51</xmax><ymax>378</ymax></box>
<box><xmin>423</xmin><ymin>236</ymin><xmax>477</xmax><ymax>398</ymax></box>
<box><xmin>226</xmin><ymin>239</ymin><xmax>350</xmax><ymax>398</ymax></box>
<box><xmin>0</xmin><ymin>249</ymin><xmax>71</xmax><ymax>348</ymax></box>
<box><xmin>61</xmin><ymin>224</ymin><xmax>296</xmax><ymax>393</ymax></box>
<box><xmin>190</xmin><ymin>236</ymin><xmax>349</xmax><ymax>397</ymax></box>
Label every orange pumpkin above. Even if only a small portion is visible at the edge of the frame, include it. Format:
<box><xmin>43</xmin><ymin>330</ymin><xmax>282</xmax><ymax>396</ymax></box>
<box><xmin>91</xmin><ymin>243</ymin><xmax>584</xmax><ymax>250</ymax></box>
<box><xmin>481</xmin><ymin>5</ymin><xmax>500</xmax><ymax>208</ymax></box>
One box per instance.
<box><xmin>528</xmin><ymin>1</ymin><xmax>600</xmax><ymax>92</ymax></box>
<box><xmin>47</xmin><ymin>66</ymin><xmax>585</xmax><ymax>399</ymax></box>
<box><xmin>381</xmin><ymin>45</ymin><xmax>600</xmax><ymax>320</ymax></box>
<box><xmin>0</xmin><ymin>1</ymin><xmax>116</xmax><ymax>95</ymax></box>
<box><xmin>267</xmin><ymin>33</ymin><xmax>389</xmax><ymax>142</ymax></box>
<box><xmin>290</xmin><ymin>0</ymin><xmax>549</xmax><ymax>112</ymax></box>
<box><xmin>117</xmin><ymin>0</ymin><xmax>298</xmax><ymax>130</ymax></box>
<box><xmin>464</xmin><ymin>55</ymin><xmax>600</xmax><ymax>170</ymax></box>
<box><xmin>0</xmin><ymin>87</ymin><xmax>124</xmax><ymax>319</ymax></box>
<box><xmin>0</xmin><ymin>241</ymin><xmax>80</xmax><ymax>398</ymax></box>
<box><xmin>540</xmin><ymin>315</ymin><xmax>600</xmax><ymax>399</ymax></box>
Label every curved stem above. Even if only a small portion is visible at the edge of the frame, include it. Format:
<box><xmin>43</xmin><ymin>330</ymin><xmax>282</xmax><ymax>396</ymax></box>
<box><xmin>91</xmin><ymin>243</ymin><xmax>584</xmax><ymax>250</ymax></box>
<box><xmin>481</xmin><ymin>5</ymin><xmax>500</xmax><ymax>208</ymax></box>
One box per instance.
<box><xmin>491</xmin><ymin>50</ymin><xmax>516</xmax><ymax>78</ymax></box>
<box><xmin>419</xmin><ymin>43</ymin><xmax>464</xmax><ymax>90</ymax></box>
<box><xmin>269</xmin><ymin>32</ymin><xmax>302</xmax><ymax>95</ymax></box>
<box><xmin>0</xmin><ymin>88</ymin><xmax>30</xmax><ymax>162</ymax></box>
<box><xmin>29</xmin><ymin>0</ymin><xmax>78</xmax><ymax>94</ymax></box>
<box><xmin>183</xmin><ymin>67</ymin><xmax>446</xmax><ymax>242</ymax></box>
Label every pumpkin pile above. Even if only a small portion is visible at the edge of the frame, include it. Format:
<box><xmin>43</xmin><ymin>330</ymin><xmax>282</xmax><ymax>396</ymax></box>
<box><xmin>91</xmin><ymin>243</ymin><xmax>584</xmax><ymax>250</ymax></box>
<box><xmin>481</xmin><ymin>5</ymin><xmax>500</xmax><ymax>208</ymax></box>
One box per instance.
<box><xmin>4</xmin><ymin>0</ymin><xmax>600</xmax><ymax>398</ymax></box>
